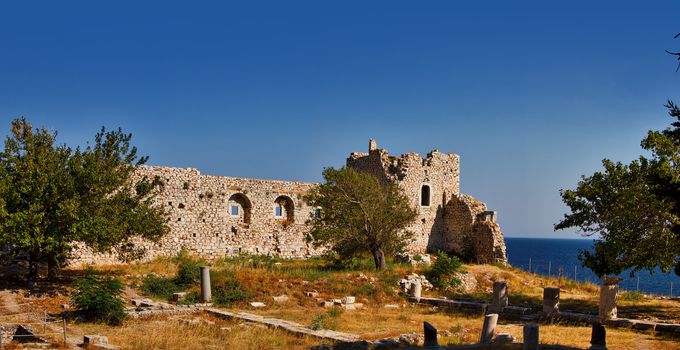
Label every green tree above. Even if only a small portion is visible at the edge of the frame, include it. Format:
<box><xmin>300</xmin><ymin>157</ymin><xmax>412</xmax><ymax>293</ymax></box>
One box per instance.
<box><xmin>0</xmin><ymin>117</ymin><xmax>169</xmax><ymax>280</ymax></box>
<box><xmin>555</xmin><ymin>103</ymin><xmax>680</xmax><ymax>277</ymax></box>
<box><xmin>304</xmin><ymin>167</ymin><xmax>417</xmax><ymax>270</ymax></box>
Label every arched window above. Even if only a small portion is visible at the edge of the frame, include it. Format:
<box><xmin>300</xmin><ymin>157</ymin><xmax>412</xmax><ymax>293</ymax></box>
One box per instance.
<box><xmin>421</xmin><ymin>184</ymin><xmax>431</xmax><ymax>207</ymax></box>
<box><xmin>274</xmin><ymin>195</ymin><xmax>294</xmax><ymax>224</ymax></box>
<box><xmin>228</xmin><ymin>193</ymin><xmax>252</xmax><ymax>224</ymax></box>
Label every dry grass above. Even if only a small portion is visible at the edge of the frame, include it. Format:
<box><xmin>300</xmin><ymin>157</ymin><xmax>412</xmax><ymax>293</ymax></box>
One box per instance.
<box><xmin>76</xmin><ymin>314</ymin><xmax>321</xmax><ymax>350</ymax></box>
<box><xmin>6</xmin><ymin>255</ymin><xmax>680</xmax><ymax>349</ymax></box>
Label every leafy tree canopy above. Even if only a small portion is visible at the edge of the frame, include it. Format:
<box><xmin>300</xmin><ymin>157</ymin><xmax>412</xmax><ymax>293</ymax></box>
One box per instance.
<box><xmin>0</xmin><ymin>117</ymin><xmax>169</xmax><ymax>280</ymax></box>
<box><xmin>556</xmin><ymin>102</ymin><xmax>680</xmax><ymax>278</ymax></box>
<box><xmin>304</xmin><ymin>167</ymin><xmax>417</xmax><ymax>270</ymax></box>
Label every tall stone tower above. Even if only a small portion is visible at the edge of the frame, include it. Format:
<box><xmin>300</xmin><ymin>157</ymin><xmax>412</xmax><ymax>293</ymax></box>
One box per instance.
<box><xmin>347</xmin><ymin>140</ymin><xmax>507</xmax><ymax>263</ymax></box>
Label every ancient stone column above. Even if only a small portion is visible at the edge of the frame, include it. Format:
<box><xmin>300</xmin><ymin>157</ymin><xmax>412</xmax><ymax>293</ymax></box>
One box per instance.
<box><xmin>599</xmin><ymin>284</ymin><xmax>618</xmax><ymax>322</ymax></box>
<box><xmin>480</xmin><ymin>313</ymin><xmax>498</xmax><ymax>344</ymax></box>
<box><xmin>490</xmin><ymin>281</ymin><xmax>508</xmax><ymax>312</ymax></box>
<box><xmin>542</xmin><ymin>287</ymin><xmax>560</xmax><ymax>315</ymax></box>
<box><xmin>409</xmin><ymin>281</ymin><xmax>422</xmax><ymax>301</ymax></box>
<box><xmin>523</xmin><ymin>323</ymin><xmax>539</xmax><ymax>350</ymax></box>
<box><xmin>423</xmin><ymin>321</ymin><xmax>438</xmax><ymax>347</ymax></box>
<box><xmin>200</xmin><ymin>266</ymin><xmax>211</xmax><ymax>303</ymax></box>
<box><xmin>589</xmin><ymin>322</ymin><xmax>607</xmax><ymax>350</ymax></box>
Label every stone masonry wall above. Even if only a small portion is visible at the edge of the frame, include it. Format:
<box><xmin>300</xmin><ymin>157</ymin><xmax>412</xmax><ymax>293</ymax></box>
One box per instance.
<box><xmin>71</xmin><ymin>166</ymin><xmax>322</xmax><ymax>265</ymax></box>
<box><xmin>347</xmin><ymin>140</ymin><xmax>507</xmax><ymax>263</ymax></box>
<box><xmin>72</xmin><ymin>140</ymin><xmax>507</xmax><ymax>265</ymax></box>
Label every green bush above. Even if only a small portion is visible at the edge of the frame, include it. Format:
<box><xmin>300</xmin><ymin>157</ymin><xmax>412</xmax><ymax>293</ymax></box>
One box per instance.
<box><xmin>175</xmin><ymin>259</ymin><xmax>202</xmax><ymax>286</ymax></box>
<box><xmin>427</xmin><ymin>252</ymin><xmax>462</xmax><ymax>290</ymax></box>
<box><xmin>211</xmin><ymin>270</ymin><xmax>250</xmax><ymax>307</ymax></box>
<box><xmin>71</xmin><ymin>270</ymin><xmax>127</xmax><ymax>325</ymax></box>
<box><xmin>141</xmin><ymin>275</ymin><xmax>181</xmax><ymax>300</ymax></box>
<box><xmin>310</xmin><ymin>308</ymin><xmax>341</xmax><ymax>330</ymax></box>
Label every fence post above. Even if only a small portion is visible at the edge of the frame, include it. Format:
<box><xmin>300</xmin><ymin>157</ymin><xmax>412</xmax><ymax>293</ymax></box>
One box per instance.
<box><xmin>528</xmin><ymin>258</ymin><xmax>531</xmax><ymax>273</ymax></box>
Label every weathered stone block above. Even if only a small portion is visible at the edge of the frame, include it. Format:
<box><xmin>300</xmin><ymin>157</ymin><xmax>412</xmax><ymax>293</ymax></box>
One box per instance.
<box><xmin>542</xmin><ymin>287</ymin><xmax>560</xmax><ymax>315</ymax></box>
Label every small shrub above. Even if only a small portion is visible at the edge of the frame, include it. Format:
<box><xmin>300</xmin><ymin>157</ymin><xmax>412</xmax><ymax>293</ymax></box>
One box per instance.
<box><xmin>427</xmin><ymin>252</ymin><xmax>462</xmax><ymax>290</ymax></box>
<box><xmin>141</xmin><ymin>275</ymin><xmax>181</xmax><ymax>300</ymax></box>
<box><xmin>355</xmin><ymin>283</ymin><xmax>378</xmax><ymax>297</ymax></box>
<box><xmin>619</xmin><ymin>291</ymin><xmax>645</xmax><ymax>302</ymax></box>
<box><xmin>175</xmin><ymin>259</ymin><xmax>202</xmax><ymax>286</ymax></box>
<box><xmin>71</xmin><ymin>270</ymin><xmax>127</xmax><ymax>325</ymax></box>
<box><xmin>310</xmin><ymin>309</ymin><xmax>340</xmax><ymax>330</ymax></box>
<box><xmin>211</xmin><ymin>270</ymin><xmax>250</xmax><ymax>307</ymax></box>
<box><xmin>180</xmin><ymin>292</ymin><xmax>199</xmax><ymax>305</ymax></box>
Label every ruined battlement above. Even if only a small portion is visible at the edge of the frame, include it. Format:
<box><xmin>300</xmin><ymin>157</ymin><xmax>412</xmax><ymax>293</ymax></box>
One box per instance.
<box><xmin>347</xmin><ymin>140</ymin><xmax>506</xmax><ymax>263</ymax></box>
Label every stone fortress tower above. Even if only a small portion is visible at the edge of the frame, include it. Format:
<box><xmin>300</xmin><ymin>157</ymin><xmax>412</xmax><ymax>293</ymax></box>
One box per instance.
<box><xmin>71</xmin><ymin>140</ymin><xmax>507</xmax><ymax>265</ymax></box>
<box><xmin>347</xmin><ymin>140</ymin><xmax>507</xmax><ymax>263</ymax></box>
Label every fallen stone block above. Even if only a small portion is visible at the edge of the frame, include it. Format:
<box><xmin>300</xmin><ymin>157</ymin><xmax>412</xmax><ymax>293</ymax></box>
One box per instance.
<box><xmin>320</xmin><ymin>301</ymin><xmax>334</xmax><ymax>308</ymax></box>
<box><xmin>83</xmin><ymin>334</ymin><xmax>108</xmax><ymax>345</ymax></box>
<box><xmin>171</xmin><ymin>292</ymin><xmax>188</xmax><ymax>302</ymax></box>
<box><xmin>342</xmin><ymin>296</ymin><xmax>356</xmax><ymax>304</ymax></box>
<box><xmin>341</xmin><ymin>303</ymin><xmax>363</xmax><ymax>310</ymax></box>
<box><xmin>383</xmin><ymin>304</ymin><xmax>399</xmax><ymax>309</ymax></box>
<box><xmin>304</xmin><ymin>291</ymin><xmax>320</xmax><ymax>298</ymax></box>
<box><xmin>250</xmin><ymin>302</ymin><xmax>266</xmax><ymax>308</ymax></box>
<box><xmin>272</xmin><ymin>295</ymin><xmax>289</xmax><ymax>303</ymax></box>
<box><xmin>632</xmin><ymin>320</ymin><xmax>656</xmax><ymax>331</ymax></box>
<box><xmin>493</xmin><ymin>333</ymin><xmax>514</xmax><ymax>344</ymax></box>
<box><xmin>91</xmin><ymin>343</ymin><xmax>121</xmax><ymax>350</ymax></box>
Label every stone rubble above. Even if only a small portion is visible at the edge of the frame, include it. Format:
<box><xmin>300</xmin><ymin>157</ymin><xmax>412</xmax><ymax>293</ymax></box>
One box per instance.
<box><xmin>398</xmin><ymin>274</ymin><xmax>433</xmax><ymax>294</ymax></box>
<box><xmin>393</xmin><ymin>253</ymin><xmax>432</xmax><ymax>266</ymax></box>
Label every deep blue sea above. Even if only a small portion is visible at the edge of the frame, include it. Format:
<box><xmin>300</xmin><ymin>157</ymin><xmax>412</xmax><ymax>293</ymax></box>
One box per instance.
<box><xmin>505</xmin><ymin>237</ymin><xmax>680</xmax><ymax>296</ymax></box>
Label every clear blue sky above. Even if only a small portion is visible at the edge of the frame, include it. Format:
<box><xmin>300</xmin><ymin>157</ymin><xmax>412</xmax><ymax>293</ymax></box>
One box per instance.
<box><xmin>1</xmin><ymin>1</ymin><xmax>678</xmax><ymax>239</ymax></box>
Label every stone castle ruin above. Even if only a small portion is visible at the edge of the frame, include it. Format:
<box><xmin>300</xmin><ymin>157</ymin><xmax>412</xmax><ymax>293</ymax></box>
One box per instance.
<box><xmin>72</xmin><ymin>140</ymin><xmax>506</xmax><ymax>265</ymax></box>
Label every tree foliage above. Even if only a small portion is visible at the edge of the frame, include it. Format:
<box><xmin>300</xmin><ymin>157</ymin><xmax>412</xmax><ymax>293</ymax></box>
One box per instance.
<box><xmin>555</xmin><ymin>102</ymin><xmax>680</xmax><ymax>278</ymax></box>
<box><xmin>0</xmin><ymin>117</ymin><xmax>169</xmax><ymax>279</ymax></box>
<box><xmin>71</xmin><ymin>270</ymin><xmax>127</xmax><ymax>325</ymax></box>
<box><xmin>304</xmin><ymin>167</ymin><xmax>417</xmax><ymax>270</ymax></box>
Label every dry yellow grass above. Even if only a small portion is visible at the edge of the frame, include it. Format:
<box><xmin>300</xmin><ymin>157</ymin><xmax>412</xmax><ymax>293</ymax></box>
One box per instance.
<box><xmin>76</xmin><ymin>315</ymin><xmax>320</xmax><ymax>350</ymax></box>
<box><xmin>13</xmin><ymin>255</ymin><xmax>677</xmax><ymax>350</ymax></box>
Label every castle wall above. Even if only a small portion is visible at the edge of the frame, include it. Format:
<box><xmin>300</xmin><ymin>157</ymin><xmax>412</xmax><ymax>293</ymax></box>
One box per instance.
<box><xmin>347</xmin><ymin>140</ymin><xmax>506</xmax><ymax>263</ymax></box>
<box><xmin>70</xmin><ymin>166</ymin><xmax>322</xmax><ymax>265</ymax></box>
<box><xmin>71</xmin><ymin>140</ymin><xmax>507</xmax><ymax>266</ymax></box>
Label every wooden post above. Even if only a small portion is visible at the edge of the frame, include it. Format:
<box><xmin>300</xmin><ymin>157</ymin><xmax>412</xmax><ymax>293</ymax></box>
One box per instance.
<box><xmin>528</xmin><ymin>258</ymin><xmax>531</xmax><ymax>273</ymax></box>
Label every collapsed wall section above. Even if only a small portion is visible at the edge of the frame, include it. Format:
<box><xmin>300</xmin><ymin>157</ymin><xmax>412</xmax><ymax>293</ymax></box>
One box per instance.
<box><xmin>443</xmin><ymin>195</ymin><xmax>507</xmax><ymax>263</ymax></box>
<box><xmin>347</xmin><ymin>139</ymin><xmax>507</xmax><ymax>263</ymax></box>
